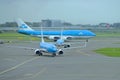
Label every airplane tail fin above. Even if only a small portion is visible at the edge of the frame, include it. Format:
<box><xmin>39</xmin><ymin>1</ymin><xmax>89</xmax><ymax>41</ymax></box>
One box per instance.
<box><xmin>60</xmin><ymin>27</ymin><xmax>63</xmax><ymax>39</ymax></box>
<box><xmin>41</xmin><ymin>26</ymin><xmax>44</xmax><ymax>42</ymax></box>
<box><xmin>16</xmin><ymin>19</ymin><xmax>34</xmax><ymax>31</ymax></box>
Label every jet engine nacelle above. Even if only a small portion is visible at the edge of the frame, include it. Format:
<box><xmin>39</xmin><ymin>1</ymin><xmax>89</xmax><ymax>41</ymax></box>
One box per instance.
<box><xmin>48</xmin><ymin>36</ymin><xmax>72</xmax><ymax>41</ymax></box>
<box><xmin>35</xmin><ymin>49</ymin><xmax>40</xmax><ymax>54</ymax></box>
<box><xmin>64</xmin><ymin>44</ymin><xmax>70</xmax><ymax>48</ymax></box>
<box><xmin>48</xmin><ymin>36</ymin><xmax>60</xmax><ymax>40</ymax></box>
<box><xmin>35</xmin><ymin>49</ymin><xmax>43</xmax><ymax>56</ymax></box>
<box><xmin>60</xmin><ymin>36</ymin><xmax>73</xmax><ymax>40</ymax></box>
<box><xmin>57</xmin><ymin>49</ymin><xmax>63</xmax><ymax>55</ymax></box>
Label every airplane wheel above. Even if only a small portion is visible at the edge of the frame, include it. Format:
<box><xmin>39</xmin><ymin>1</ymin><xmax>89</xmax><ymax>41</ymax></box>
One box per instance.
<box><xmin>64</xmin><ymin>45</ymin><xmax>70</xmax><ymax>48</ymax></box>
<box><xmin>38</xmin><ymin>52</ymin><xmax>43</xmax><ymax>56</ymax></box>
<box><xmin>64</xmin><ymin>45</ymin><xmax>67</xmax><ymax>48</ymax></box>
<box><xmin>86</xmin><ymin>39</ymin><xmax>88</xmax><ymax>42</ymax></box>
<box><xmin>52</xmin><ymin>54</ymin><xmax>56</xmax><ymax>57</ymax></box>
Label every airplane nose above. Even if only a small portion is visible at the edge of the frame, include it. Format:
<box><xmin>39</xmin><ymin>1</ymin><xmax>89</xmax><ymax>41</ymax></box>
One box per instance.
<box><xmin>91</xmin><ymin>32</ymin><xmax>96</xmax><ymax>36</ymax></box>
<box><xmin>84</xmin><ymin>30</ymin><xmax>96</xmax><ymax>37</ymax></box>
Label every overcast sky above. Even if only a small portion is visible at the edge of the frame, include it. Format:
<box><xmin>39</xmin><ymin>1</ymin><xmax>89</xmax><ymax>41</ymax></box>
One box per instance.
<box><xmin>0</xmin><ymin>0</ymin><xmax>120</xmax><ymax>24</ymax></box>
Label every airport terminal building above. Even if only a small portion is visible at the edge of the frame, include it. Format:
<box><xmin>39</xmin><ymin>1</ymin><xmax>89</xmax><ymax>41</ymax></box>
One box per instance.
<box><xmin>41</xmin><ymin>19</ymin><xmax>62</xmax><ymax>27</ymax></box>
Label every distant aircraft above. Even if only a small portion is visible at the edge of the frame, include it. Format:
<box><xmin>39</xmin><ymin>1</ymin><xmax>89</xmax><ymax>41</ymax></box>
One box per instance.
<box><xmin>8</xmin><ymin>26</ymin><xmax>63</xmax><ymax>57</ymax></box>
<box><xmin>35</xmin><ymin>26</ymin><xmax>63</xmax><ymax>57</ymax></box>
<box><xmin>7</xmin><ymin>19</ymin><xmax>89</xmax><ymax>57</ymax></box>
<box><xmin>16</xmin><ymin>19</ymin><xmax>96</xmax><ymax>42</ymax></box>
<box><xmin>55</xmin><ymin>27</ymin><xmax>70</xmax><ymax>48</ymax></box>
<box><xmin>7</xmin><ymin>27</ymin><xmax>87</xmax><ymax>57</ymax></box>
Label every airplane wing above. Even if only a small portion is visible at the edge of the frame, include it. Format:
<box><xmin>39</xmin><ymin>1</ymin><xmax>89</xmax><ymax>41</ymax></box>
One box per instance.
<box><xmin>61</xmin><ymin>42</ymin><xmax>87</xmax><ymax>50</ymax></box>
<box><xmin>55</xmin><ymin>40</ymin><xmax>87</xmax><ymax>49</ymax></box>
<box><xmin>7</xmin><ymin>45</ymin><xmax>37</xmax><ymax>50</ymax></box>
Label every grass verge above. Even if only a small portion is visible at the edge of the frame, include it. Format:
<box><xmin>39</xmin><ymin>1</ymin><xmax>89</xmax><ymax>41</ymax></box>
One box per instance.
<box><xmin>0</xmin><ymin>32</ymin><xmax>39</xmax><ymax>41</ymax></box>
<box><xmin>94</xmin><ymin>48</ymin><xmax>120</xmax><ymax>57</ymax></box>
<box><xmin>0</xmin><ymin>32</ymin><xmax>52</xmax><ymax>42</ymax></box>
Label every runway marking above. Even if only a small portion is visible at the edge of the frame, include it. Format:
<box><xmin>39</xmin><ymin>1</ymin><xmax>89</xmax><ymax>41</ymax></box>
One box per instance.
<box><xmin>32</xmin><ymin>67</ymin><xmax>47</xmax><ymax>78</ymax></box>
<box><xmin>76</xmin><ymin>50</ymin><xmax>90</xmax><ymax>56</ymax></box>
<box><xmin>26</xmin><ymin>59</ymin><xmax>57</xmax><ymax>79</ymax></box>
<box><xmin>0</xmin><ymin>57</ymin><xmax>40</xmax><ymax>75</ymax></box>
<box><xmin>74</xmin><ymin>49</ymin><xmax>91</xmax><ymax>56</ymax></box>
<box><xmin>80</xmin><ymin>52</ymin><xmax>91</xmax><ymax>56</ymax></box>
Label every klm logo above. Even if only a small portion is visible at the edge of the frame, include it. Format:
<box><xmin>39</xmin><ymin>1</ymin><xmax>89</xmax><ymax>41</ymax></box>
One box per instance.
<box><xmin>20</xmin><ymin>24</ymin><xmax>28</xmax><ymax>28</ymax></box>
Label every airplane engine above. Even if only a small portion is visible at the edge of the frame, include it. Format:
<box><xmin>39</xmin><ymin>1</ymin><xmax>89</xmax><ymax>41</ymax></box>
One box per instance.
<box><xmin>49</xmin><ymin>36</ymin><xmax>72</xmax><ymax>41</ymax></box>
<box><xmin>48</xmin><ymin>36</ymin><xmax>55</xmax><ymax>40</ymax></box>
<box><xmin>64</xmin><ymin>44</ymin><xmax>70</xmax><ymax>48</ymax></box>
<box><xmin>35</xmin><ymin>49</ymin><xmax>43</xmax><ymax>56</ymax></box>
<box><xmin>58</xmin><ymin>49</ymin><xmax>63</xmax><ymax>55</ymax></box>
<box><xmin>61</xmin><ymin>36</ymin><xmax>68</xmax><ymax>40</ymax></box>
<box><xmin>48</xmin><ymin>36</ymin><xmax>60</xmax><ymax>41</ymax></box>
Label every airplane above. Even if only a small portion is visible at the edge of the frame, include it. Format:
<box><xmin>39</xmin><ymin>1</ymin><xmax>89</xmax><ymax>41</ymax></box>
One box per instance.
<box><xmin>7</xmin><ymin>27</ymin><xmax>87</xmax><ymax>57</ymax></box>
<box><xmin>35</xmin><ymin>26</ymin><xmax>63</xmax><ymax>57</ymax></box>
<box><xmin>16</xmin><ymin>19</ymin><xmax>96</xmax><ymax>42</ymax></box>
<box><xmin>8</xmin><ymin>26</ymin><xmax>64</xmax><ymax>57</ymax></box>
<box><xmin>7</xmin><ymin>19</ymin><xmax>90</xmax><ymax>57</ymax></box>
<box><xmin>55</xmin><ymin>27</ymin><xmax>70</xmax><ymax>48</ymax></box>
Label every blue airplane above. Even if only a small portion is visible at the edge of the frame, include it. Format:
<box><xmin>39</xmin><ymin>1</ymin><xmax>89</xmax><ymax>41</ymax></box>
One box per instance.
<box><xmin>7</xmin><ymin>26</ymin><xmax>87</xmax><ymax>57</ymax></box>
<box><xmin>55</xmin><ymin>27</ymin><xmax>70</xmax><ymax>48</ymax></box>
<box><xmin>35</xmin><ymin>27</ymin><xmax>63</xmax><ymax>57</ymax></box>
<box><xmin>16</xmin><ymin>19</ymin><xmax>96</xmax><ymax>42</ymax></box>
<box><xmin>8</xmin><ymin>26</ymin><xmax>63</xmax><ymax>57</ymax></box>
<box><xmin>7</xmin><ymin>19</ymin><xmax>94</xmax><ymax>57</ymax></box>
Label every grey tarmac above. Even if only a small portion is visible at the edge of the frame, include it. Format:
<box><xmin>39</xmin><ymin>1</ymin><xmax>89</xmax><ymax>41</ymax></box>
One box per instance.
<box><xmin>0</xmin><ymin>37</ymin><xmax>120</xmax><ymax>80</ymax></box>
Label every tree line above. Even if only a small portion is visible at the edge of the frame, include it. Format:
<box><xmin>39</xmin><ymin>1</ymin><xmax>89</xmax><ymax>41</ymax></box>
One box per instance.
<box><xmin>0</xmin><ymin>22</ymin><xmax>40</xmax><ymax>27</ymax></box>
<box><xmin>0</xmin><ymin>22</ymin><xmax>120</xmax><ymax>28</ymax></box>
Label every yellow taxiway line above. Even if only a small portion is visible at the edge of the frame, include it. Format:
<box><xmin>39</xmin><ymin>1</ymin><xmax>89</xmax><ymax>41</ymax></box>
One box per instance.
<box><xmin>0</xmin><ymin>57</ymin><xmax>40</xmax><ymax>75</ymax></box>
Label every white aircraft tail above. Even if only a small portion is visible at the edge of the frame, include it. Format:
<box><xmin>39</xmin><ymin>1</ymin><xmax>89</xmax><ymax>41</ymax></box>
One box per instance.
<box><xmin>60</xmin><ymin>27</ymin><xmax>63</xmax><ymax>40</ymax></box>
<box><xmin>16</xmin><ymin>19</ymin><xmax>34</xmax><ymax>31</ymax></box>
<box><xmin>41</xmin><ymin>26</ymin><xmax>44</xmax><ymax>43</ymax></box>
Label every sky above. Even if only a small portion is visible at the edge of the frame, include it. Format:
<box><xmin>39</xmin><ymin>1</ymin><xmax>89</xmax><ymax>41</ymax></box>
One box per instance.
<box><xmin>0</xmin><ymin>0</ymin><xmax>120</xmax><ymax>24</ymax></box>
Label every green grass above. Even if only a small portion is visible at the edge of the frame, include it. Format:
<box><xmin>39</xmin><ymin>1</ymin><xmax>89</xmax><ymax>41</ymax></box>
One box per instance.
<box><xmin>94</xmin><ymin>48</ymin><xmax>120</xmax><ymax>57</ymax></box>
<box><xmin>0</xmin><ymin>32</ymin><xmax>40</xmax><ymax>41</ymax></box>
<box><xmin>95</xmin><ymin>32</ymin><xmax>120</xmax><ymax>37</ymax></box>
<box><xmin>92</xmin><ymin>32</ymin><xmax>120</xmax><ymax>40</ymax></box>
<box><xmin>0</xmin><ymin>32</ymin><xmax>52</xmax><ymax>42</ymax></box>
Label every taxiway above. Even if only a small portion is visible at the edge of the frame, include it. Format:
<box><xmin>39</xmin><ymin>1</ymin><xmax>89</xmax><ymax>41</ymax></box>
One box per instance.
<box><xmin>0</xmin><ymin>37</ymin><xmax>120</xmax><ymax>80</ymax></box>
